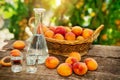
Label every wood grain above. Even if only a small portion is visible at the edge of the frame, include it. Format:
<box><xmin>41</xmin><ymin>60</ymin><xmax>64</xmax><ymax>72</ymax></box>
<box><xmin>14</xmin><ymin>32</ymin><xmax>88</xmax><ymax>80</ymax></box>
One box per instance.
<box><xmin>0</xmin><ymin>41</ymin><xmax>120</xmax><ymax>80</ymax></box>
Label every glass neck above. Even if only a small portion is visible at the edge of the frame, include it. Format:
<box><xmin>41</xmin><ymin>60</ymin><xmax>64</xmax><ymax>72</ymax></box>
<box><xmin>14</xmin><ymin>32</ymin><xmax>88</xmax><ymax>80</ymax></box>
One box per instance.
<box><xmin>34</xmin><ymin>13</ymin><xmax>43</xmax><ymax>34</ymax></box>
<box><xmin>33</xmin><ymin>8</ymin><xmax>45</xmax><ymax>34</ymax></box>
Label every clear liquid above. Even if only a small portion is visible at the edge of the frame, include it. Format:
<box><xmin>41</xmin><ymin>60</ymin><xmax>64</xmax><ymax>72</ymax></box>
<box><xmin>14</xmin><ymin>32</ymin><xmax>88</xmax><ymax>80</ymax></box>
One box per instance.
<box><xmin>11</xmin><ymin>65</ymin><xmax>22</xmax><ymax>73</ymax></box>
<box><xmin>26</xmin><ymin>66</ymin><xmax>37</xmax><ymax>73</ymax></box>
<box><xmin>11</xmin><ymin>56</ymin><xmax>23</xmax><ymax>73</ymax></box>
<box><xmin>26</xmin><ymin>54</ymin><xmax>37</xmax><ymax>73</ymax></box>
<box><xmin>38</xmin><ymin>55</ymin><xmax>49</xmax><ymax>64</ymax></box>
<box><xmin>30</xmin><ymin>34</ymin><xmax>49</xmax><ymax>64</ymax></box>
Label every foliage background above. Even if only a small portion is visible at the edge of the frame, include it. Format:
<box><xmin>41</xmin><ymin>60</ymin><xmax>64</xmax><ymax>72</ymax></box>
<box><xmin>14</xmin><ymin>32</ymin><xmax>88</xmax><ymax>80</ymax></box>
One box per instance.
<box><xmin>0</xmin><ymin>0</ymin><xmax>120</xmax><ymax>45</ymax></box>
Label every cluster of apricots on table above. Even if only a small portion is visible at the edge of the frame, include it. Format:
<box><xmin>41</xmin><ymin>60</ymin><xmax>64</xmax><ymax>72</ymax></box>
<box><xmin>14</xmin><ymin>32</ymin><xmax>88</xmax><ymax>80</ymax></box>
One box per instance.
<box><xmin>0</xmin><ymin>40</ymin><xmax>25</xmax><ymax>67</ymax></box>
<box><xmin>42</xmin><ymin>26</ymin><xmax>93</xmax><ymax>41</ymax></box>
<box><xmin>45</xmin><ymin>52</ymin><xmax>98</xmax><ymax>77</ymax></box>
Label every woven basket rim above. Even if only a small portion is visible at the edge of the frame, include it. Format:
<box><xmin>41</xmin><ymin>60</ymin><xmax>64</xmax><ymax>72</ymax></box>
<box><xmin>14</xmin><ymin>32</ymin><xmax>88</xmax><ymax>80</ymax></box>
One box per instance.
<box><xmin>45</xmin><ymin>37</ymin><xmax>93</xmax><ymax>45</ymax></box>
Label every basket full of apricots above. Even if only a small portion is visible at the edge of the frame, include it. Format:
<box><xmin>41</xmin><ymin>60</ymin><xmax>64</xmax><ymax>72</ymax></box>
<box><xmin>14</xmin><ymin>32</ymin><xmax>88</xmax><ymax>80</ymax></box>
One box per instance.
<box><xmin>44</xmin><ymin>24</ymin><xmax>104</xmax><ymax>56</ymax></box>
<box><xmin>28</xmin><ymin>17</ymin><xmax>104</xmax><ymax>56</ymax></box>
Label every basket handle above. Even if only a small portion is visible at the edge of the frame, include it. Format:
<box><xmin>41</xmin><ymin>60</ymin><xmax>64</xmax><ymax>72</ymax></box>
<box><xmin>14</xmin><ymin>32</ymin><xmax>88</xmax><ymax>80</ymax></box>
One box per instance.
<box><xmin>28</xmin><ymin>17</ymin><xmax>35</xmax><ymax>32</ymax></box>
<box><xmin>92</xmin><ymin>24</ymin><xmax>104</xmax><ymax>41</ymax></box>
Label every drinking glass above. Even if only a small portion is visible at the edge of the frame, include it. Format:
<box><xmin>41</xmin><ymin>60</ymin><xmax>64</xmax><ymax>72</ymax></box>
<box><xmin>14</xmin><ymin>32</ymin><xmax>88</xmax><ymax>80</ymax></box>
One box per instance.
<box><xmin>11</xmin><ymin>52</ymin><xmax>23</xmax><ymax>73</ymax></box>
<box><xmin>25</xmin><ymin>49</ymin><xmax>38</xmax><ymax>73</ymax></box>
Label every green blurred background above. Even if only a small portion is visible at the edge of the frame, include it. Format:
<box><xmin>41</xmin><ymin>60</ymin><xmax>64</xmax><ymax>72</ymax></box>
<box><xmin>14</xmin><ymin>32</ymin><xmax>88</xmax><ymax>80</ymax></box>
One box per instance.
<box><xmin>0</xmin><ymin>0</ymin><xmax>120</xmax><ymax>46</ymax></box>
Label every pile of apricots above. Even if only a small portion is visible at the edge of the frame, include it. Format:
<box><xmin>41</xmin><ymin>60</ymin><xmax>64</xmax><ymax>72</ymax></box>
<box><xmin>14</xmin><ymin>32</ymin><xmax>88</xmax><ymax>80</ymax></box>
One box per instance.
<box><xmin>42</xmin><ymin>26</ymin><xmax>93</xmax><ymax>41</ymax></box>
<box><xmin>0</xmin><ymin>40</ymin><xmax>25</xmax><ymax>67</ymax></box>
<box><xmin>45</xmin><ymin>52</ymin><xmax>98</xmax><ymax>77</ymax></box>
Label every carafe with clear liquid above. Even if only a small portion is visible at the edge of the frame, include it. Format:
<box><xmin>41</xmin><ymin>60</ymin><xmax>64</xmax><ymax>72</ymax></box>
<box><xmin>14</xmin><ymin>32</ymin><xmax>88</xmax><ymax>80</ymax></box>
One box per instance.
<box><xmin>28</xmin><ymin>8</ymin><xmax>49</xmax><ymax>64</ymax></box>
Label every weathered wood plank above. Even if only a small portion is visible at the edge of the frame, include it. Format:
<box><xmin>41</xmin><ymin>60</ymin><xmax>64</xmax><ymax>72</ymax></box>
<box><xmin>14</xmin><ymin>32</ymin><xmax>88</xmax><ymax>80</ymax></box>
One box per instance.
<box><xmin>0</xmin><ymin>41</ymin><xmax>120</xmax><ymax>80</ymax></box>
<box><xmin>88</xmin><ymin>45</ymin><xmax>120</xmax><ymax>58</ymax></box>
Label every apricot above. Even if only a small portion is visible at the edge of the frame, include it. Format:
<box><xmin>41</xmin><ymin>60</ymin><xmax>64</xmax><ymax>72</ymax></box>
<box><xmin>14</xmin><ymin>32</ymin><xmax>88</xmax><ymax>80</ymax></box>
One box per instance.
<box><xmin>37</xmin><ymin>25</ymin><xmax>49</xmax><ymax>34</ymax></box>
<box><xmin>44</xmin><ymin>30</ymin><xmax>54</xmax><ymax>38</ymax></box>
<box><xmin>72</xmin><ymin>26</ymin><xmax>83</xmax><ymax>36</ymax></box>
<box><xmin>45</xmin><ymin>56</ymin><xmax>60</xmax><ymax>69</ymax></box>
<box><xmin>1</xmin><ymin>56</ymin><xmax>11</xmax><ymax>67</ymax></box>
<box><xmin>65</xmin><ymin>27</ymin><xmax>71</xmax><ymax>32</ymax></box>
<box><xmin>84</xmin><ymin>58</ymin><xmax>98</xmax><ymax>71</ymax></box>
<box><xmin>65</xmin><ymin>57</ymin><xmax>78</xmax><ymax>65</ymax></box>
<box><xmin>73</xmin><ymin>62</ymin><xmax>88</xmax><ymax>75</ymax></box>
<box><xmin>42</xmin><ymin>25</ymin><xmax>49</xmax><ymax>33</ymax></box>
<box><xmin>53</xmin><ymin>33</ymin><xmax>64</xmax><ymax>40</ymax></box>
<box><xmin>65</xmin><ymin>32</ymin><xmax>76</xmax><ymax>41</ymax></box>
<box><xmin>49</xmin><ymin>26</ymin><xmax>56</xmax><ymax>32</ymax></box>
<box><xmin>13</xmin><ymin>40</ymin><xmax>25</xmax><ymax>50</ymax></box>
<box><xmin>82</xmin><ymin>28</ymin><xmax>93</xmax><ymax>39</ymax></box>
<box><xmin>10</xmin><ymin>49</ymin><xmax>21</xmax><ymax>56</ymax></box>
<box><xmin>57</xmin><ymin>63</ymin><xmax>72</xmax><ymax>77</ymax></box>
<box><xmin>68</xmin><ymin>52</ymin><xmax>81</xmax><ymax>61</ymax></box>
<box><xmin>54</xmin><ymin>26</ymin><xmax>67</xmax><ymax>36</ymax></box>
<box><xmin>76</xmin><ymin>36</ymin><xmax>85</xmax><ymax>41</ymax></box>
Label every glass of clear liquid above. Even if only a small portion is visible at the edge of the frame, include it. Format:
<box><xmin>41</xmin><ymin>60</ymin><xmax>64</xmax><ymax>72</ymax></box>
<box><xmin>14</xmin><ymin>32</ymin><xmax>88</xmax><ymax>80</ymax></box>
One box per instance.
<box><xmin>11</xmin><ymin>52</ymin><xmax>23</xmax><ymax>73</ymax></box>
<box><xmin>25</xmin><ymin>49</ymin><xmax>38</xmax><ymax>73</ymax></box>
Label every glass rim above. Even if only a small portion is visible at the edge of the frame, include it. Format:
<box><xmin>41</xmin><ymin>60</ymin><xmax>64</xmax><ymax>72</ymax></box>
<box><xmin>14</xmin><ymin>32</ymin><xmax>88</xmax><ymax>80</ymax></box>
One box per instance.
<box><xmin>33</xmin><ymin>8</ymin><xmax>46</xmax><ymax>13</ymax></box>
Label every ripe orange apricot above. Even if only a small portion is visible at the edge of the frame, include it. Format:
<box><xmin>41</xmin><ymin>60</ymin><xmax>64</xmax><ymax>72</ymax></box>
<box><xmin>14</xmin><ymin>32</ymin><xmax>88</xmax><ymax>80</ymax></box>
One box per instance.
<box><xmin>73</xmin><ymin>62</ymin><xmax>88</xmax><ymax>75</ymax></box>
<box><xmin>65</xmin><ymin>27</ymin><xmax>71</xmax><ymax>32</ymax></box>
<box><xmin>42</xmin><ymin>25</ymin><xmax>49</xmax><ymax>33</ymax></box>
<box><xmin>13</xmin><ymin>40</ymin><xmax>25</xmax><ymax>50</ymax></box>
<box><xmin>1</xmin><ymin>56</ymin><xmax>11</xmax><ymax>67</ymax></box>
<box><xmin>65</xmin><ymin>57</ymin><xmax>78</xmax><ymax>65</ymax></box>
<box><xmin>53</xmin><ymin>33</ymin><xmax>64</xmax><ymax>40</ymax></box>
<box><xmin>68</xmin><ymin>52</ymin><xmax>81</xmax><ymax>61</ymax></box>
<box><xmin>10</xmin><ymin>49</ymin><xmax>21</xmax><ymax>56</ymax></box>
<box><xmin>57</xmin><ymin>63</ymin><xmax>72</xmax><ymax>77</ymax></box>
<box><xmin>45</xmin><ymin>56</ymin><xmax>60</xmax><ymax>69</ymax></box>
<box><xmin>65</xmin><ymin>32</ymin><xmax>76</xmax><ymax>41</ymax></box>
<box><xmin>84</xmin><ymin>58</ymin><xmax>98</xmax><ymax>71</ymax></box>
<box><xmin>49</xmin><ymin>26</ymin><xmax>56</xmax><ymax>32</ymax></box>
<box><xmin>44</xmin><ymin>30</ymin><xmax>54</xmax><ymax>38</ymax></box>
<box><xmin>72</xmin><ymin>26</ymin><xmax>83</xmax><ymax>36</ymax></box>
<box><xmin>82</xmin><ymin>28</ymin><xmax>93</xmax><ymax>39</ymax></box>
<box><xmin>37</xmin><ymin>25</ymin><xmax>49</xmax><ymax>34</ymax></box>
<box><xmin>76</xmin><ymin>36</ymin><xmax>85</xmax><ymax>41</ymax></box>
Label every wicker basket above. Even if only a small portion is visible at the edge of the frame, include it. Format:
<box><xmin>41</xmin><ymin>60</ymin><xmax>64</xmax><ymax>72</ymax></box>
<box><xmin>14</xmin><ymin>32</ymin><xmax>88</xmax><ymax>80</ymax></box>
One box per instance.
<box><xmin>28</xmin><ymin>17</ymin><xmax>104</xmax><ymax>56</ymax></box>
<box><xmin>46</xmin><ymin>25</ymin><xmax>104</xmax><ymax>56</ymax></box>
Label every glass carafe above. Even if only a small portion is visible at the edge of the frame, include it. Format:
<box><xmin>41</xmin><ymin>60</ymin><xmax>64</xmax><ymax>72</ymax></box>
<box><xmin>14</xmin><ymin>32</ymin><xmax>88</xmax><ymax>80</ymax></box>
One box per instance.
<box><xmin>28</xmin><ymin>8</ymin><xmax>49</xmax><ymax>64</ymax></box>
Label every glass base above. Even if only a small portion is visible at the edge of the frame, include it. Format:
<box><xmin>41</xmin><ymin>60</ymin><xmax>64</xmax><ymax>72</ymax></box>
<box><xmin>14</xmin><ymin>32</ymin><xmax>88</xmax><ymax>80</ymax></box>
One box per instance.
<box><xmin>11</xmin><ymin>65</ymin><xmax>22</xmax><ymax>73</ymax></box>
<box><xmin>26</xmin><ymin>66</ymin><xmax>37</xmax><ymax>73</ymax></box>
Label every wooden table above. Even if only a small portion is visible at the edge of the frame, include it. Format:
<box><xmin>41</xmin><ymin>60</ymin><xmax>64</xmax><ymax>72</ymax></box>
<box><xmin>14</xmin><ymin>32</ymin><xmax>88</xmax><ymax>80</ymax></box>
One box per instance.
<box><xmin>0</xmin><ymin>40</ymin><xmax>120</xmax><ymax>80</ymax></box>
